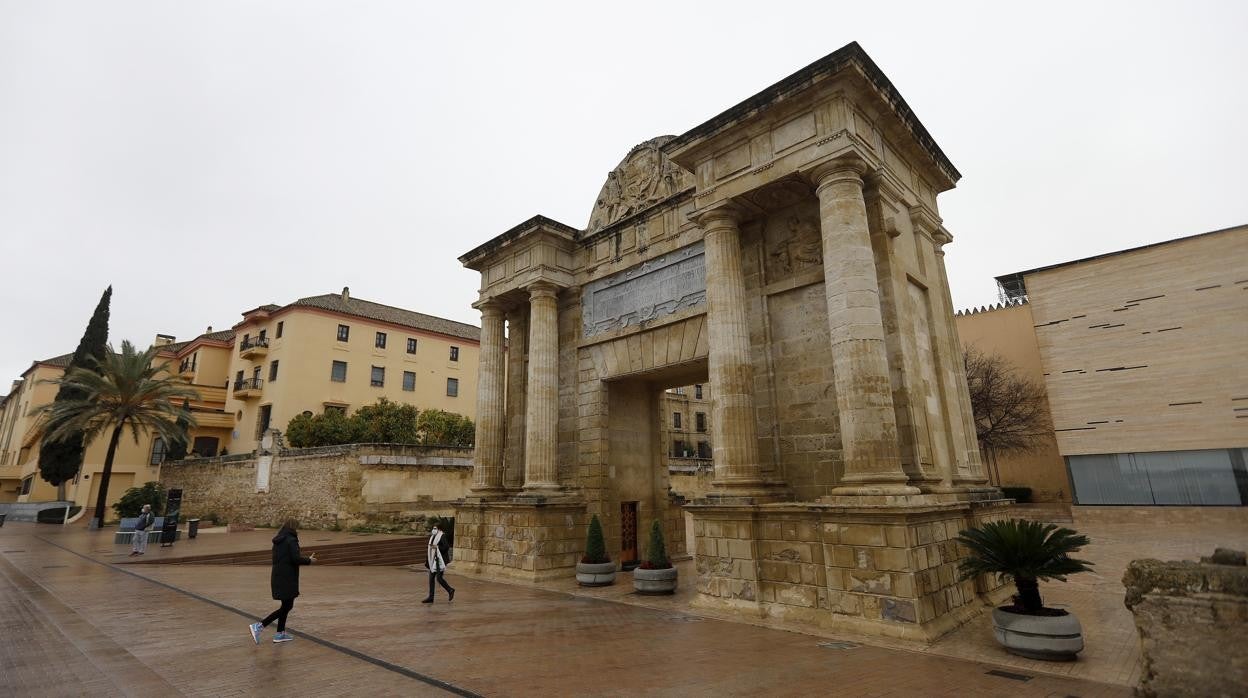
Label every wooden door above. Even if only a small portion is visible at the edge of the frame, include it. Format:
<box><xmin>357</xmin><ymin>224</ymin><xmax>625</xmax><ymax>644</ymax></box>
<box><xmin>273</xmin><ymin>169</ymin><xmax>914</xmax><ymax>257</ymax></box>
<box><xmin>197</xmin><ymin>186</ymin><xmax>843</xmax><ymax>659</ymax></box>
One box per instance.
<box><xmin>620</xmin><ymin>501</ymin><xmax>639</xmax><ymax>566</ymax></box>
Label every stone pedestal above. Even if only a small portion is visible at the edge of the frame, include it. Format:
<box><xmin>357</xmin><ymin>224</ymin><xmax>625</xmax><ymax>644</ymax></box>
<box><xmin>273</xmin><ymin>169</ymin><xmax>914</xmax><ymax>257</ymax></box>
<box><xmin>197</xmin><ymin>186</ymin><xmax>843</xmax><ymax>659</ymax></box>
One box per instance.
<box><xmin>687</xmin><ymin>496</ymin><xmax>1012</xmax><ymax>641</ymax></box>
<box><xmin>453</xmin><ymin>498</ymin><xmax>586</xmax><ymax>582</ymax></box>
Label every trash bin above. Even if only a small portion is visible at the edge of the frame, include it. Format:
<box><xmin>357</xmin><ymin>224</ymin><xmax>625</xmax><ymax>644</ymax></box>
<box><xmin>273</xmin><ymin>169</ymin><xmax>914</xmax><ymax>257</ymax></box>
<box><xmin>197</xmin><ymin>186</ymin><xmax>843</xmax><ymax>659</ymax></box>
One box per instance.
<box><xmin>188</xmin><ymin>518</ymin><xmax>200</xmax><ymax>539</ymax></box>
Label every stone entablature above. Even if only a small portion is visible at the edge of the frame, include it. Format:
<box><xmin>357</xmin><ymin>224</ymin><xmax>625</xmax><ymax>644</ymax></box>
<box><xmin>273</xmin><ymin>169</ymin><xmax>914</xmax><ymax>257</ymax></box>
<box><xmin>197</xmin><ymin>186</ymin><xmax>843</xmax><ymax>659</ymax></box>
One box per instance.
<box><xmin>452</xmin><ymin>41</ymin><xmax>1003</xmax><ymax>641</ymax></box>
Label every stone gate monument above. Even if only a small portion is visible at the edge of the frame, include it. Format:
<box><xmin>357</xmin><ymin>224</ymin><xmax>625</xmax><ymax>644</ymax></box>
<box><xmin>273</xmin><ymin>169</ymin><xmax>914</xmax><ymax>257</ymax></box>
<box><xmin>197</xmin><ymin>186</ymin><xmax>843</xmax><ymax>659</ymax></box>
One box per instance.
<box><xmin>454</xmin><ymin>42</ymin><xmax>1010</xmax><ymax>641</ymax></box>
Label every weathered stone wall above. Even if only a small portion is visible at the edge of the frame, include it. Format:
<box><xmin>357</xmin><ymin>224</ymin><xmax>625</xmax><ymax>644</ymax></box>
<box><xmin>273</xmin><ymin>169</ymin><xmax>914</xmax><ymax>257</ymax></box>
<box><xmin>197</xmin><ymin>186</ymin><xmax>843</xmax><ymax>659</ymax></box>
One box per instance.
<box><xmin>159</xmin><ymin>444</ymin><xmax>472</xmax><ymax>531</ymax></box>
<box><xmin>1123</xmin><ymin>551</ymin><xmax>1248</xmax><ymax>698</ymax></box>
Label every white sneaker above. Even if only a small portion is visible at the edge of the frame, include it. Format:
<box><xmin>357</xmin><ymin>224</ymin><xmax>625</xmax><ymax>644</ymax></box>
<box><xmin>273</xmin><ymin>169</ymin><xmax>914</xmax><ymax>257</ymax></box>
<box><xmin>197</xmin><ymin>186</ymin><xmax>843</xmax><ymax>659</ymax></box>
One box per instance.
<box><xmin>273</xmin><ymin>632</ymin><xmax>294</xmax><ymax>643</ymax></box>
<box><xmin>249</xmin><ymin>622</ymin><xmax>263</xmax><ymax>645</ymax></box>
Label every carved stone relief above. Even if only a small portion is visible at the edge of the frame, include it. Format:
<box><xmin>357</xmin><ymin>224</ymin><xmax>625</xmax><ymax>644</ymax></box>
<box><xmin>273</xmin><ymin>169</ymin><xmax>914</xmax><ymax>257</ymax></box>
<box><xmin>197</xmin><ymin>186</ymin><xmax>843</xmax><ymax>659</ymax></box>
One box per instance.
<box><xmin>581</xmin><ymin>241</ymin><xmax>706</xmax><ymax>337</ymax></box>
<box><xmin>762</xmin><ymin>202</ymin><xmax>823</xmax><ymax>282</ymax></box>
<box><xmin>587</xmin><ymin>136</ymin><xmax>693</xmax><ymax>233</ymax></box>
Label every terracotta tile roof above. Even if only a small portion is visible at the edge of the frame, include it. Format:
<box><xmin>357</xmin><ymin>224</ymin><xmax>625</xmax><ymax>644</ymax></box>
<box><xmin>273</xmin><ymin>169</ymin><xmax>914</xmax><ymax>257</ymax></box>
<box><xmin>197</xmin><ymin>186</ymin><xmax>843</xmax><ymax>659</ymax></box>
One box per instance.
<box><xmin>290</xmin><ymin>293</ymin><xmax>480</xmax><ymax>342</ymax></box>
<box><xmin>38</xmin><ymin>353</ymin><xmax>74</xmax><ymax>368</ymax></box>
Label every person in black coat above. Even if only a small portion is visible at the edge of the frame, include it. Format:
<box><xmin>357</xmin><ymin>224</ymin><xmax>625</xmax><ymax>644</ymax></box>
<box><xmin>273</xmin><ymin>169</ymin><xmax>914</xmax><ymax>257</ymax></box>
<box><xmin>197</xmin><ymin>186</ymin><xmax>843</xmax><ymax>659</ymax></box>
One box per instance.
<box><xmin>249</xmin><ymin>518</ymin><xmax>316</xmax><ymax>644</ymax></box>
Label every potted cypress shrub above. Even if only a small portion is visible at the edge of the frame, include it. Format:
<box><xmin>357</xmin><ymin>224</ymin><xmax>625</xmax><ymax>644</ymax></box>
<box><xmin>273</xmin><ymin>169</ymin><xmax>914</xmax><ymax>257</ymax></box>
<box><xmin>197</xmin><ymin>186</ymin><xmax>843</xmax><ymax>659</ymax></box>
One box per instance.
<box><xmin>633</xmin><ymin>520</ymin><xmax>677</xmax><ymax>595</ymax></box>
<box><xmin>957</xmin><ymin>519</ymin><xmax>1094</xmax><ymax>661</ymax></box>
<box><xmin>576</xmin><ymin>514</ymin><xmax>616</xmax><ymax>587</ymax></box>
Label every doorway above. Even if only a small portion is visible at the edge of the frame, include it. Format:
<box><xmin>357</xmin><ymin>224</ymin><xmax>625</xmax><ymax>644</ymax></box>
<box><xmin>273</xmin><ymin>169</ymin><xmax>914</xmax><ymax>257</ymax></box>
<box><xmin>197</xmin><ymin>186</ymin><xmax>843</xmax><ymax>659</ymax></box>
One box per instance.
<box><xmin>620</xmin><ymin>501</ymin><xmax>639</xmax><ymax>569</ymax></box>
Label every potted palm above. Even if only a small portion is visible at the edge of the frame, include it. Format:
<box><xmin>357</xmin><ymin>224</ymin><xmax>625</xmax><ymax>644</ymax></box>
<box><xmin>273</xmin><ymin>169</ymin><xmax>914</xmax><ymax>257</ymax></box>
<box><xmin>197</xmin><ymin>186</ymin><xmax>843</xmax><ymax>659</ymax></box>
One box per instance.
<box><xmin>633</xmin><ymin>520</ymin><xmax>677</xmax><ymax>595</ymax></box>
<box><xmin>576</xmin><ymin>514</ymin><xmax>616</xmax><ymax>587</ymax></box>
<box><xmin>957</xmin><ymin>519</ymin><xmax>1094</xmax><ymax>661</ymax></box>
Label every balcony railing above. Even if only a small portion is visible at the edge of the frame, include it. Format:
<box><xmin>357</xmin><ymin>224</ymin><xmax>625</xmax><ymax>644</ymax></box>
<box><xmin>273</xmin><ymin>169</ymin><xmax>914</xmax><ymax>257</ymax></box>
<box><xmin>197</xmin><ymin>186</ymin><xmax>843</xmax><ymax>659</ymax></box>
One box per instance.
<box><xmin>233</xmin><ymin>377</ymin><xmax>264</xmax><ymax>393</ymax></box>
<box><xmin>239</xmin><ymin>337</ymin><xmax>270</xmax><ymax>353</ymax></box>
<box><xmin>179</xmin><ymin>358</ymin><xmax>196</xmax><ymax>373</ymax></box>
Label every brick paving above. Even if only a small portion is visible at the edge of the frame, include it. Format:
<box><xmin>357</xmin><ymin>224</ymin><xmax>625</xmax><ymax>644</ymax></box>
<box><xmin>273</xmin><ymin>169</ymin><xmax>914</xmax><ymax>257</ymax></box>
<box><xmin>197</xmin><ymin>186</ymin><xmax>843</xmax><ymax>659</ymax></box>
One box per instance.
<box><xmin>0</xmin><ymin>522</ymin><xmax>1134</xmax><ymax>697</ymax></box>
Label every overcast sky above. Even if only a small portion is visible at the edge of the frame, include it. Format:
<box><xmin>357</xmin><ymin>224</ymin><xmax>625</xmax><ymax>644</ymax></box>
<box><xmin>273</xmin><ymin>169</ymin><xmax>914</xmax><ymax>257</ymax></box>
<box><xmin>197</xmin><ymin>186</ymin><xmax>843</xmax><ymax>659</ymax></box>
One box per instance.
<box><xmin>2</xmin><ymin>1</ymin><xmax>1245</xmax><ymax>385</ymax></box>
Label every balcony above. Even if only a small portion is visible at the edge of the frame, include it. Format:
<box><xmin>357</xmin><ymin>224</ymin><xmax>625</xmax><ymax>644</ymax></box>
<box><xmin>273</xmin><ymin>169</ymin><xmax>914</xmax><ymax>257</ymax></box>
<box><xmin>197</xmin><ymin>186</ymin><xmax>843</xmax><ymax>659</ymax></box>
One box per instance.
<box><xmin>178</xmin><ymin>358</ymin><xmax>196</xmax><ymax>378</ymax></box>
<box><xmin>238</xmin><ymin>337</ymin><xmax>270</xmax><ymax>359</ymax></box>
<box><xmin>233</xmin><ymin>377</ymin><xmax>264</xmax><ymax>398</ymax></box>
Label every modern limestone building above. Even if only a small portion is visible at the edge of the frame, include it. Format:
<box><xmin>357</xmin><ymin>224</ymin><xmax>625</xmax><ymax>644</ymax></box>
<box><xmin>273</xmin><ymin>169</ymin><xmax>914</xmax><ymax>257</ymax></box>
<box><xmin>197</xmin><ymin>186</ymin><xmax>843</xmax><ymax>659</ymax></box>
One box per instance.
<box><xmin>221</xmin><ymin>287</ymin><xmax>481</xmax><ymax>454</ymax></box>
<box><xmin>453</xmin><ymin>43</ymin><xmax>1009</xmax><ymax>641</ymax></box>
<box><xmin>0</xmin><ymin>289</ymin><xmax>481</xmax><ymax>519</ymax></box>
<box><xmin>970</xmin><ymin>224</ymin><xmax>1248</xmax><ymax>507</ymax></box>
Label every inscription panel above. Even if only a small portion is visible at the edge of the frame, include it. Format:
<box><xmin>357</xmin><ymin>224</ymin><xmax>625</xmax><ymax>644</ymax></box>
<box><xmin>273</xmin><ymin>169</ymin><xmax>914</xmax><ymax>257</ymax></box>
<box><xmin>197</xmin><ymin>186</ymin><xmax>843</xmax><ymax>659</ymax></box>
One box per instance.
<box><xmin>582</xmin><ymin>241</ymin><xmax>706</xmax><ymax>338</ymax></box>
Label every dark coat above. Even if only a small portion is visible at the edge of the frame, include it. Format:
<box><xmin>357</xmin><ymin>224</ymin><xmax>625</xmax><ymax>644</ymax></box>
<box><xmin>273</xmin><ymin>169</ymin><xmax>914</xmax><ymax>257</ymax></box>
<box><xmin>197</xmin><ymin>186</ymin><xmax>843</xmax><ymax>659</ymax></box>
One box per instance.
<box><xmin>270</xmin><ymin>529</ymin><xmax>312</xmax><ymax>600</ymax></box>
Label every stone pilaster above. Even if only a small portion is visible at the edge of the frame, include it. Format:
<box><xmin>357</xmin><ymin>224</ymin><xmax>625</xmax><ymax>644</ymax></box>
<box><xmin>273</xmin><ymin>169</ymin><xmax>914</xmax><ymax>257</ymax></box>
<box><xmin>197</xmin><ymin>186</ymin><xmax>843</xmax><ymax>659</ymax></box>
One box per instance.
<box><xmin>503</xmin><ymin>306</ymin><xmax>528</xmax><ymax>490</ymax></box>
<box><xmin>930</xmin><ymin>228</ymin><xmax>989</xmax><ymax>486</ymax></box>
<box><xmin>470</xmin><ymin>300</ymin><xmax>506</xmax><ymax>495</ymax></box>
<box><xmin>699</xmin><ymin>208</ymin><xmax>766</xmax><ymax>494</ymax></box>
<box><xmin>523</xmin><ymin>282</ymin><xmax>561</xmax><ymax>493</ymax></box>
<box><xmin>813</xmin><ymin>161</ymin><xmax>918</xmax><ymax>496</ymax></box>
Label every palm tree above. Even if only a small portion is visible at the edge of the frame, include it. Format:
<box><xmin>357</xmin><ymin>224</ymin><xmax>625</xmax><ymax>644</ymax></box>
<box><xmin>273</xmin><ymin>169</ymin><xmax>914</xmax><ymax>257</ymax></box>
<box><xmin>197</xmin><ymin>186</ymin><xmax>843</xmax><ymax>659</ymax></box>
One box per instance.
<box><xmin>956</xmin><ymin>519</ymin><xmax>1093</xmax><ymax>613</ymax></box>
<box><xmin>40</xmin><ymin>341</ymin><xmax>199</xmax><ymax>529</ymax></box>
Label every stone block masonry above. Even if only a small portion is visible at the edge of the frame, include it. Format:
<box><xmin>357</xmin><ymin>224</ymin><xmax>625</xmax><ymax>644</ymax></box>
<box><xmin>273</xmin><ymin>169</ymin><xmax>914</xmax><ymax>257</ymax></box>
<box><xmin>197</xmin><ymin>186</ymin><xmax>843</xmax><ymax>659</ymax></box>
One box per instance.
<box><xmin>159</xmin><ymin>444</ymin><xmax>472</xmax><ymax>532</ymax></box>
<box><xmin>688</xmin><ymin>498</ymin><xmax>1012</xmax><ymax>641</ymax></box>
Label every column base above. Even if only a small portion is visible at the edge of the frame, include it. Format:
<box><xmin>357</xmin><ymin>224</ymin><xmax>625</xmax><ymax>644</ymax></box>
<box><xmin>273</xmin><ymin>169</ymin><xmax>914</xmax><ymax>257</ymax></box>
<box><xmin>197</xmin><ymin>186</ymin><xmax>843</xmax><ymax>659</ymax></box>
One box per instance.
<box><xmin>452</xmin><ymin>498</ymin><xmax>587</xmax><ymax>583</ymax></box>
<box><xmin>830</xmin><ymin>483</ymin><xmax>922</xmax><ymax>497</ymax></box>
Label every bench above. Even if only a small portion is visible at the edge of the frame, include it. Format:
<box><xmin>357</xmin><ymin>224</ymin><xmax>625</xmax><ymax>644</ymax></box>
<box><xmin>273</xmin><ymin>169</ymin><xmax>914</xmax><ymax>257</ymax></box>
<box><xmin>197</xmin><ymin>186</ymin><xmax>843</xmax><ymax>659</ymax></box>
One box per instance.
<box><xmin>114</xmin><ymin>516</ymin><xmax>180</xmax><ymax>545</ymax></box>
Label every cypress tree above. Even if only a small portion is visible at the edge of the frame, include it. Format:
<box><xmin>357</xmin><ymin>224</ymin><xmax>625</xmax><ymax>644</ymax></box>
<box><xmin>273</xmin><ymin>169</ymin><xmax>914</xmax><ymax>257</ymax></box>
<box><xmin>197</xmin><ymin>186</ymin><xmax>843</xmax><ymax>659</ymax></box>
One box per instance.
<box><xmin>39</xmin><ymin>286</ymin><xmax>111</xmax><ymax>496</ymax></box>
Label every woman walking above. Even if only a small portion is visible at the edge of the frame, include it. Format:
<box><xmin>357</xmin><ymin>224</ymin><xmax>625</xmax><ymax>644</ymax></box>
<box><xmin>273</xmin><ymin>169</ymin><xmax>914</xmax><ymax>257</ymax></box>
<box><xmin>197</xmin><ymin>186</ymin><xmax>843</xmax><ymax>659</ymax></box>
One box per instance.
<box><xmin>249</xmin><ymin>519</ymin><xmax>315</xmax><ymax>644</ymax></box>
<box><xmin>422</xmin><ymin>522</ymin><xmax>455</xmax><ymax>603</ymax></box>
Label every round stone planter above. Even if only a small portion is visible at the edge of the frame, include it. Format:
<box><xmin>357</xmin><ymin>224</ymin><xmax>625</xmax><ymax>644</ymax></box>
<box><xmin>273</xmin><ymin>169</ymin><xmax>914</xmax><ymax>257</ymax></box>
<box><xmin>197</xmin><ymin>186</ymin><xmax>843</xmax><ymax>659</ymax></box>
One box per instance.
<box><xmin>991</xmin><ymin>607</ymin><xmax>1084</xmax><ymax>661</ymax></box>
<box><xmin>576</xmin><ymin>561</ymin><xmax>617</xmax><ymax>587</ymax></box>
<box><xmin>633</xmin><ymin>566</ymin><xmax>678</xmax><ymax>595</ymax></box>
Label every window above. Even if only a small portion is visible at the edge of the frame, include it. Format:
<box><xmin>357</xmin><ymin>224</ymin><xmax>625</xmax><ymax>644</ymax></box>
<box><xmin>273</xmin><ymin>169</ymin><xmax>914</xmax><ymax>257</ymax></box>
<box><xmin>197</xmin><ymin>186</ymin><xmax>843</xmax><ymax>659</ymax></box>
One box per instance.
<box><xmin>331</xmin><ymin>360</ymin><xmax>348</xmax><ymax>382</ymax></box>
<box><xmin>376</xmin><ymin>332</ymin><xmax>387</xmax><ymax>349</ymax></box>
<box><xmin>269</xmin><ymin>360</ymin><xmax>279</xmax><ymax>382</ymax></box>
<box><xmin>325</xmin><ymin>405</ymin><xmax>346</xmax><ymax>416</ymax></box>
<box><xmin>449</xmin><ymin>346</ymin><xmax>459</xmax><ymax>361</ymax></box>
<box><xmin>276</xmin><ymin>321</ymin><xmax>284</xmax><ymax>339</ymax></box>
<box><xmin>20</xmin><ymin>476</ymin><xmax>32</xmax><ymax>495</ymax></box>
<box><xmin>407</xmin><ymin>338</ymin><xmax>417</xmax><ymax>354</ymax></box>
<box><xmin>242</xmin><ymin>333</ymin><xmax>250</xmax><ymax>345</ymax></box>
<box><xmin>673</xmin><ymin>440</ymin><xmax>687</xmax><ymax>458</ymax></box>
<box><xmin>337</xmin><ymin>324</ymin><xmax>350</xmax><ymax>342</ymax></box>
<box><xmin>150</xmin><ymin>437</ymin><xmax>166</xmax><ymax>465</ymax></box>
<box><xmin>258</xmin><ymin>329</ymin><xmax>267</xmax><ymax>341</ymax></box>
<box><xmin>1068</xmin><ymin>448</ymin><xmax>1248</xmax><ymax>506</ymax></box>
<box><xmin>697</xmin><ymin>441</ymin><xmax>711</xmax><ymax>459</ymax></box>
<box><xmin>446</xmin><ymin>377</ymin><xmax>459</xmax><ymax>397</ymax></box>
<box><xmin>696</xmin><ymin>412</ymin><xmax>707</xmax><ymax>433</ymax></box>
<box><xmin>191</xmin><ymin>436</ymin><xmax>219</xmax><ymax>458</ymax></box>
<box><xmin>235</xmin><ymin>370</ymin><xmax>244</xmax><ymax>384</ymax></box>
<box><xmin>673</xmin><ymin>412</ymin><xmax>682</xmax><ymax>429</ymax></box>
<box><xmin>403</xmin><ymin>371</ymin><xmax>416</xmax><ymax>391</ymax></box>
<box><xmin>695</xmin><ymin>384</ymin><xmax>703</xmax><ymax>399</ymax></box>
<box><xmin>252</xmin><ymin>366</ymin><xmax>261</xmax><ymax>381</ymax></box>
<box><xmin>370</xmin><ymin>366</ymin><xmax>385</xmax><ymax>387</ymax></box>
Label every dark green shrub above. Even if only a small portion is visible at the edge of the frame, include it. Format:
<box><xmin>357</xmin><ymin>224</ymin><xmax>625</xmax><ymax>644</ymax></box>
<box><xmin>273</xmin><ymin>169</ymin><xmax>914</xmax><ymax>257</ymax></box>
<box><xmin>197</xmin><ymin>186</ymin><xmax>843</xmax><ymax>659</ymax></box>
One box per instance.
<box><xmin>112</xmin><ymin>481</ymin><xmax>165</xmax><ymax>518</ymax></box>
<box><xmin>583</xmin><ymin>514</ymin><xmax>609</xmax><ymax>564</ymax></box>
<box><xmin>640</xmin><ymin>520</ymin><xmax>670</xmax><ymax>570</ymax></box>
<box><xmin>1001</xmin><ymin>486</ymin><xmax>1033</xmax><ymax>503</ymax></box>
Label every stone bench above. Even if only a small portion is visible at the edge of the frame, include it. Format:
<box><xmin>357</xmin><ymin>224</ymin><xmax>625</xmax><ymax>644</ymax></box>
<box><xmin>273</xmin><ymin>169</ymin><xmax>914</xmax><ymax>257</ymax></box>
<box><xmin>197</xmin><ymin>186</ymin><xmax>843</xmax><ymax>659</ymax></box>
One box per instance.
<box><xmin>114</xmin><ymin>517</ymin><xmax>180</xmax><ymax>544</ymax></box>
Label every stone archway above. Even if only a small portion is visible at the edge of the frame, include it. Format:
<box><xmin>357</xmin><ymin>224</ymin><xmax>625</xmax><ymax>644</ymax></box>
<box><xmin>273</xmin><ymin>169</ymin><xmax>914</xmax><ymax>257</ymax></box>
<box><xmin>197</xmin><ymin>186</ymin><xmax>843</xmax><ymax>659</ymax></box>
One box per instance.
<box><xmin>453</xmin><ymin>42</ymin><xmax>1008</xmax><ymax>640</ymax></box>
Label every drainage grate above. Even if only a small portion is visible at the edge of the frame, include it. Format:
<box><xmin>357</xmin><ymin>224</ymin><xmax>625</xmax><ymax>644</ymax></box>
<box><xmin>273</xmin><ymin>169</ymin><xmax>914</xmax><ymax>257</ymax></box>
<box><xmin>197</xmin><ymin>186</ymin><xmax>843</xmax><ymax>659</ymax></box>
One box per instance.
<box><xmin>985</xmin><ymin>669</ymin><xmax>1033</xmax><ymax>682</ymax></box>
<box><xmin>42</xmin><ymin>565</ymin><xmax>67</xmax><ymax>569</ymax></box>
<box><xmin>666</xmin><ymin>615</ymin><xmax>702</xmax><ymax>623</ymax></box>
<box><xmin>2</xmin><ymin>550</ymin><xmax>26</xmax><ymax>553</ymax></box>
<box><xmin>817</xmin><ymin>641</ymin><xmax>860</xmax><ymax>650</ymax></box>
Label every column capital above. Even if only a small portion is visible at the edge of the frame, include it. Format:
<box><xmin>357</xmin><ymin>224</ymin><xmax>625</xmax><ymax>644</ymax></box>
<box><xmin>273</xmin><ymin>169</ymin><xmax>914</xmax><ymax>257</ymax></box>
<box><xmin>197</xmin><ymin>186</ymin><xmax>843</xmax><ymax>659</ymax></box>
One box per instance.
<box><xmin>525</xmin><ymin>281</ymin><xmax>560</xmax><ymax>301</ymax></box>
<box><xmin>692</xmin><ymin>203</ymin><xmax>746</xmax><ymax>231</ymax></box>
<box><xmin>475</xmin><ymin>298</ymin><xmax>505</xmax><ymax>317</ymax></box>
<box><xmin>810</xmin><ymin>157</ymin><xmax>868</xmax><ymax>193</ymax></box>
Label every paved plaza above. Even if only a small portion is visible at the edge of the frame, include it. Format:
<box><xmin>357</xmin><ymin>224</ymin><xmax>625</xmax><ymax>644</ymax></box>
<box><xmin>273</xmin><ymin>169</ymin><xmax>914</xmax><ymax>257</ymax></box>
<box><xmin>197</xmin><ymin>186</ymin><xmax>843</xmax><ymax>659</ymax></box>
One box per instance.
<box><xmin>3</xmin><ymin>514</ymin><xmax>1241</xmax><ymax>697</ymax></box>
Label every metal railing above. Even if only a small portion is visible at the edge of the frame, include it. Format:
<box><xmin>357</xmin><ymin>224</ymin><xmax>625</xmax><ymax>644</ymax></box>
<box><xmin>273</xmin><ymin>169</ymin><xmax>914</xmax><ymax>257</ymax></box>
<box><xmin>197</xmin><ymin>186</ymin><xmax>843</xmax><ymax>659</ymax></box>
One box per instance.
<box><xmin>239</xmin><ymin>337</ymin><xmax>270</xmax><ymax>352</ymax></box>
<box><xmin>179</xmin><ymin>358</ymin><xmax>196</xmax><ymax>373</ymax></box>
<box><xmin>233</xmin><ymin>377</ymin><xmax>264</xmax><ymax>391</ymax></box>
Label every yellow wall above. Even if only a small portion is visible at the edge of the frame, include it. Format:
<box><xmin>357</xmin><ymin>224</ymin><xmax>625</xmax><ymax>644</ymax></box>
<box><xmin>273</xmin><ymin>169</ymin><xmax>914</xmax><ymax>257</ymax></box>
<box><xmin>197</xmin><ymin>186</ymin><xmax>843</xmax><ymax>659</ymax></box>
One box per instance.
<box><xmin>225</xmin><ymin>307</ymin><xmax>479</xmax><ymax>453</ymax></box>
<box><xmin>955</xmin><ymin>303</ymin><xmax>1071</xmax><ymax>501</ymax></box>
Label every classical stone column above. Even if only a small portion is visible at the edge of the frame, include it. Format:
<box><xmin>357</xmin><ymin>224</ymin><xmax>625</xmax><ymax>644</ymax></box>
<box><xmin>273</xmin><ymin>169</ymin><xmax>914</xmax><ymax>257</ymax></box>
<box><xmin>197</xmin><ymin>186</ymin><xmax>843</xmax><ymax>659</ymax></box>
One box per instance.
<box><xmin>523</xmin><ymin>282</ymin><xmax>561</xmax><ymax>492</ymax></box>
<box><xmin>503</xmin><ymin>306</ymin><xmax>528</xmax><ymax>490</ymax></box>
<box><xmin>699</xmin><ymin>208</ymin><xmax>765</xmax><ymax>491</ymax></box>
<box><xmin>470</xmin><ymin>300</ymin><xmax>506</xmax><ymax>495</ymax></box>
<box><xmin>813</xmin><ymin>161</ymin><xmax>918</xmax><ymax>495</ymax></box>
<box><xmin>931</xmin><ymin>229</ymin><xmax>990</xmax><ymax>485</ymax></box>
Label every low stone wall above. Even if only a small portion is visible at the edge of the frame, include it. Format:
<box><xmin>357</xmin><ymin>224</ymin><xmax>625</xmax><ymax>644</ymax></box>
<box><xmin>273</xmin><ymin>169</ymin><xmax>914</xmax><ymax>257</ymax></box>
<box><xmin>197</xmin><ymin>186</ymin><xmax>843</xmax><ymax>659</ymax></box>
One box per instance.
<box><xmin>1122</xmin><ymin>550</ymin><xmax>1248</xmax><ymax>698</ymax></box>
<box><xmin>1075</xmin><ymin>505</ymin><xmax>1248</xmax><ymax>525</ymax></box>
<box><xmin>159</xmin><ymin>444</ymin><xmax>473</xmax><ymax>532</ymax></box>
<box><xmin>0</xmin><ymin>501</ymin><xmax>72</xmax><ymax>522</ymax></box>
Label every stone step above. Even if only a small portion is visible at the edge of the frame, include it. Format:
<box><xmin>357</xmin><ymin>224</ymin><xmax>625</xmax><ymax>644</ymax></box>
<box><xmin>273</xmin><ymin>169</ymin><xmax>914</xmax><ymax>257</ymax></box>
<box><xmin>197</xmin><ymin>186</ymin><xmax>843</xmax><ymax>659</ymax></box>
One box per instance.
<box><xmin>124</xmin><ymin>536</ymin><xmax>429</xmax><ymax>567</ymax></box>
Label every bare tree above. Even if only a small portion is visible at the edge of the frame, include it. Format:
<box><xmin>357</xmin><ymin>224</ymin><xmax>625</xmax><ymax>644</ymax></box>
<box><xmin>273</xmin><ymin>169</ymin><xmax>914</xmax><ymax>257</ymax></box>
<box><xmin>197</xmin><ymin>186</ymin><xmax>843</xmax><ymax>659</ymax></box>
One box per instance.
<box><xmin>963</xmin><ymin>348</ymin><xmax>1052</xmax><ymax>485</ymax></box>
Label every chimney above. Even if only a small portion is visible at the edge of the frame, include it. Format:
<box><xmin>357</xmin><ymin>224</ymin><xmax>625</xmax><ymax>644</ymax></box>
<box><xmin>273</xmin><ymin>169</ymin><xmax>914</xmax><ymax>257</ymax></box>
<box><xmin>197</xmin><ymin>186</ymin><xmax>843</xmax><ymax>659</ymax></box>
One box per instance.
<box><xmin>205</xmin><ymin>325</ymin><xmax>213</xmax><ymax>334</ymax></box>
<box><xmin>341</xmin><ymin>286</ymin><xmax>350</xmax><ymax>302</ymax></box>
<box><xmin>154</xmin><ymin>333</ymin><xmax>176</xmax><ymax>347</ymax></box>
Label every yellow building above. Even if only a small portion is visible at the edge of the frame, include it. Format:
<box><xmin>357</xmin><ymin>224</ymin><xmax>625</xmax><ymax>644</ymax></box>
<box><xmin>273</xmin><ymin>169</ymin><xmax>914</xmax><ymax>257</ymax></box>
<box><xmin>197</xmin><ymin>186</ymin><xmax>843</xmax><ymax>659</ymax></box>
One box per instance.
<box><xmin>0</xmin><ymin>288</ymin><xmax>480</xmax><ymax>519</ymax></box>
<box><xmin>962</xmin><ymin>223</ymin><xmax>1248</xmax><ymax>506</ymax></box>
<box><xmin>661</xmin><ymin>384</ymin><xmax>713</xmax><ymax>468</ymax></box>
<box><xmin>223</xmin><ymin>287</ymin><xmax>480</xmax><ymax>453</ymax></box>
